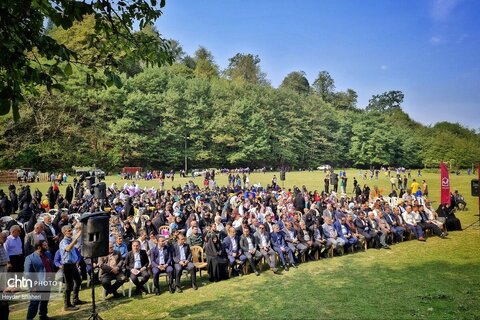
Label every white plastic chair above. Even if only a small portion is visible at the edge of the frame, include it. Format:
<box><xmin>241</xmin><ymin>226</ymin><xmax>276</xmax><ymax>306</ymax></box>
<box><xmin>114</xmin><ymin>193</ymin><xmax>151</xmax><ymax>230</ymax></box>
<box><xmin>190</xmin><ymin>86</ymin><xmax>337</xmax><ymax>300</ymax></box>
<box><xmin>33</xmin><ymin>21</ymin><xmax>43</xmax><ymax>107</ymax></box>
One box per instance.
<box><xmin>127</xmin><ymin>276</ymin><xmax>152</xmax><ymax>297</ymax></box>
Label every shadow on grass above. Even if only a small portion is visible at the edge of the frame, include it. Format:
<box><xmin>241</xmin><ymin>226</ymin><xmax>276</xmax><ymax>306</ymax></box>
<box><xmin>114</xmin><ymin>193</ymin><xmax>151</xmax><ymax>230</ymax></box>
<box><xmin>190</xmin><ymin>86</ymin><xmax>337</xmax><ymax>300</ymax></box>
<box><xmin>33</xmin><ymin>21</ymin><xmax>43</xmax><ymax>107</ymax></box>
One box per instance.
<box><xmin>164</xmin><ymin>259</ymin><xmax>480</xmax><ymax>320</ymax></box>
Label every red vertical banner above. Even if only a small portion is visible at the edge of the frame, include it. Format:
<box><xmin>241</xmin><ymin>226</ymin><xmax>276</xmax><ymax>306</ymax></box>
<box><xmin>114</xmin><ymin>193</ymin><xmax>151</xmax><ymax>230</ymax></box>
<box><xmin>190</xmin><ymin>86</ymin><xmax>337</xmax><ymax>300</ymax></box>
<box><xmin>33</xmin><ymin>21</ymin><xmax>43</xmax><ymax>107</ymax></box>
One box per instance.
<box><xmin>440</xmin><ymin>161</ymin><xmax>451</xmax><ymax>205</ymax></box>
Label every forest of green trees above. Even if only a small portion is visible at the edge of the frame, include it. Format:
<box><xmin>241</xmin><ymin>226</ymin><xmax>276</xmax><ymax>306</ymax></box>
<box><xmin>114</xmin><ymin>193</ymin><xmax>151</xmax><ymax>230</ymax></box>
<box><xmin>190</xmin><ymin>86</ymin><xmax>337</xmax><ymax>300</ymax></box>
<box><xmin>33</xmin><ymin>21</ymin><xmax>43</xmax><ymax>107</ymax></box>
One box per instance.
<box><xmin>1</xmin><ymin>17</ymin><xmax>479</xmax><ymax>172</ymax></box>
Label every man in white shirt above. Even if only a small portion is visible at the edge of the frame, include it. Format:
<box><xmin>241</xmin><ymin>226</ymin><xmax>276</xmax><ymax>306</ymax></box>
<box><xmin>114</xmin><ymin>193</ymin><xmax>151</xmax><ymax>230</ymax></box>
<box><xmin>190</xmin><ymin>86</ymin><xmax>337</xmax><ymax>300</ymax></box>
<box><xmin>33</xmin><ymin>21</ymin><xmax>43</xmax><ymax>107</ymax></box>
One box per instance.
<box><xmin>253</xmin><ymin>224</ymin><xmax>278</xmax><ymax>273</ymax></box>
<box><xmin>402</xmin><ymin>205</ymin><xmax>425</xmax><ymax>241</ymax></box>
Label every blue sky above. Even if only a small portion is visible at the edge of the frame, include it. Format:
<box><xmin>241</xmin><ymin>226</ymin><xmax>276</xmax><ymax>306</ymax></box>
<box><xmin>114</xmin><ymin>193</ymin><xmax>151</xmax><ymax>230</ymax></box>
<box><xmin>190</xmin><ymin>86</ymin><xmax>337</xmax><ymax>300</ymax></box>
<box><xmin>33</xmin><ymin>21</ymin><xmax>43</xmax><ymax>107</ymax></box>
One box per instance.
<box><xmin>156</xmin><ymin>0</ymin><xmax>480</xmax><ymax>130</ymax></box>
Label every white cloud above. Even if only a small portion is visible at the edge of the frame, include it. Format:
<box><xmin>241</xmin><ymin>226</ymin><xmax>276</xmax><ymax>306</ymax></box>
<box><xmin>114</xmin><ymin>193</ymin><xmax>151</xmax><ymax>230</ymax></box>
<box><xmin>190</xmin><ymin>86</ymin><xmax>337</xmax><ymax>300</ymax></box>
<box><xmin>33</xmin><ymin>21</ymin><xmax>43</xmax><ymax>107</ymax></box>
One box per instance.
<box><xmin>430</xmin><ymin>0</ymin><xmax>461</xmax><ymax>21</ymax></box>
<box><xmin>380</xmin><ymin>65</ymin><xmax>388</xmax><ymax>70</ymax></box>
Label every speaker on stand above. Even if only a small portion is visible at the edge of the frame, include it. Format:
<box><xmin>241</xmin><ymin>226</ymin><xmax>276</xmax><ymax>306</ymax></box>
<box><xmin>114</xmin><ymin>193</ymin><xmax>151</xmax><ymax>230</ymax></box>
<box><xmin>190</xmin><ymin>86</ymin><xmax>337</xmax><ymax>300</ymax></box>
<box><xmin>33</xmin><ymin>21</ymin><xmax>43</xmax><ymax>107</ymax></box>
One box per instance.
<box><xmin>79</xmin><ymin>212</ymin><xmax>110</xmax><ymax>320</ymax></box>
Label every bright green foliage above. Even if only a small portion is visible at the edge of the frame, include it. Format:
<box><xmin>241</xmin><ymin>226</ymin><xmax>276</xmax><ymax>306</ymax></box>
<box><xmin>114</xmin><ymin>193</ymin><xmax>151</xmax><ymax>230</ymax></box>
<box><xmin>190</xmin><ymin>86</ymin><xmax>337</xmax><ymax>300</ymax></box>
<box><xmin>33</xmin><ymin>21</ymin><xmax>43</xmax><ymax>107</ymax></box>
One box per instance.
<box><xmin>193</xmin><ymin>47</ymin><xmax>219</xmax><ymax>79</ymax></box>
<box><xmin>0</xmin><ymin>0</ymin><xmax>172</xmax><ymax>120</ymax></box>
<box><xmin>366</xmin><ymin>90</ymin><xmax>405</xmax><ymax>113</ymax></box>
<box><xmin>312</xmin><ymin>70</ymin><xmax>335</xmax><ymax>102</ymax></box>
<box><xmin>280</xmin><ymin>71</ymin><xmax>310</xmax><ymax>95</ymax></box>
<box><xmin>1</xmin><ymin>60</ymin><xmax>479</xmax><ymax>171</ymax></box>
<box><xmin>224</xmin><ymin>53</ymin><xmax>269</xmax><ymax>85</ymax></box>
<box><xmin>1</xmin><ymin>22</ymin><xmax>480</xmax><ymax>171</ymax></box>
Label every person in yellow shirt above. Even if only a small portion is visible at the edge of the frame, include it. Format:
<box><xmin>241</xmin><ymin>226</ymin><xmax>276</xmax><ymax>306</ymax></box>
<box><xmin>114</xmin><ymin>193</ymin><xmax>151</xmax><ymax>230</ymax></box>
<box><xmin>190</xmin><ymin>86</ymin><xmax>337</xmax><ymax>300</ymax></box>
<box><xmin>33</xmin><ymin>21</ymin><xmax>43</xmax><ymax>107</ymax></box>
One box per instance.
<box><xmin>410</xmin><ymin>179</ymin><xmax>421</xmax><ymax>195</ymax></box>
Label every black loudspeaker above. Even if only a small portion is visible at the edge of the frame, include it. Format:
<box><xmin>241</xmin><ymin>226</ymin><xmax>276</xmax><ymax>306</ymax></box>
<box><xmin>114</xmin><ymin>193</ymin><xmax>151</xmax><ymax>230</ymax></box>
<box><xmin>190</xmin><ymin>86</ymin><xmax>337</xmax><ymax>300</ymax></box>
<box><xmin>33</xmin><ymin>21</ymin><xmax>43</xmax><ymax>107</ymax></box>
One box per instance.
<box><xmin>94</xmin><ymin>182</ymin><xmax>106</xmax><ymax>199</ymax></box>
<box><xmin>472</xmin><ymin>179</ymin><xmax>479</xmax><ymax>197</ymax></box>
<box><xmin>79</xmin><ymin>212</ymin><xmax>109</xmax><ymax>258</ymax></box>
<box><xmin>280</xmin><ymin>171</ymin><xmax>286</xmax><ymax>181</ymax></box>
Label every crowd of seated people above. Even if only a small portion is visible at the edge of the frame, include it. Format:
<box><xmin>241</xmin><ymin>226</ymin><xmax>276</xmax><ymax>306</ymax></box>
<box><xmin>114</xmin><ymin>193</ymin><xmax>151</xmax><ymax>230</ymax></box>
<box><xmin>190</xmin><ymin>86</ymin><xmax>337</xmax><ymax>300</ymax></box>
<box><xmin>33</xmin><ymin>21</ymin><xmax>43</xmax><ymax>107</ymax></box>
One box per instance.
<box><xmin>0</xmin><ymin>176</ymin><xmax>460</xmax><ymax>311</ymax></box>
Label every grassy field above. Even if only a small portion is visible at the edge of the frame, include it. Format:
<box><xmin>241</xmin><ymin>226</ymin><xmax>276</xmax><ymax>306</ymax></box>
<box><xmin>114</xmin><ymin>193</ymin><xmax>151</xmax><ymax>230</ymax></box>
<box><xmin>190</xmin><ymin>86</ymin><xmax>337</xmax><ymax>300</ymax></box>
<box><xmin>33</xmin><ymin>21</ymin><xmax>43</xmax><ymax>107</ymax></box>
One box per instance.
<box><xmin>4</xmin><ymin>170</ymin><xmax>480</xmax><ymax>320</ymax></box>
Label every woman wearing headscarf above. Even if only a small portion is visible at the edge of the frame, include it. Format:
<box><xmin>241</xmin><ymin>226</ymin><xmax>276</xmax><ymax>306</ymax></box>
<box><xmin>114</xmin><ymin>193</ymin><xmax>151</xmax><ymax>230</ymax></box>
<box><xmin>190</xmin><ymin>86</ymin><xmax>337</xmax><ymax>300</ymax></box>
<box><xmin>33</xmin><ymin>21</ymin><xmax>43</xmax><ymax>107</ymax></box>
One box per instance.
<box><xmin>123</xmin><ymin>221</ymin><xmax>136</xmax><ymax>250</ymax></box>
<box><xmin>204</xmin><ymin>234</ymin><xmax>228</xmax><ymax>282</ymax></box>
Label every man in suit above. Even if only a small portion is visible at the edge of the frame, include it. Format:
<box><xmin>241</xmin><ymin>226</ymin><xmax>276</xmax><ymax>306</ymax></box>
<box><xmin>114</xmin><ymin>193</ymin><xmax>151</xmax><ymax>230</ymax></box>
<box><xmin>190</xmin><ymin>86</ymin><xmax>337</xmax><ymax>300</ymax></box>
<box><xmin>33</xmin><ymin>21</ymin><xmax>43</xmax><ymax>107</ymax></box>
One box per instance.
<box><xmin>43</xmin><ymin>214</ymin><xmax>60</xmax><ymax>256</ymax></box>
<box><xmin>333</xmin><ymin>216</ymin><xmax>358</xmax><ymax>252</ymax></box>
<box><xmin>263</xmin><ymin>214</ymin><xmax>274</xmax><ymax>233</ymax></box>
<box><xmin>125</xmin><ymin>240</ymin><xmax>150</xmax><ymax>295</ymax></box>
<box><xmin>383</xmin><ymin>206</ymin><xmax>405</xmax><ymax>243</ymax></box>
<box><xmin>368</xmin><ymin>212</ymin><xmax>390</xmax><ymax>249</ymax></box>
<box><xmin>322</xmin><ymin>217</ymin><xmax>345</xmax><ymax>255</ymax></box>
<box><xmin>222</xmin><ymin>226</ymin><xmax>246</xmax><ymax>275</ymax></box>
<box><xmin>283</xmin><ymin>221</ymin><xmax>308</xmax><ymax>262</ymax></box>
<box><xmin>298</xmin><ymin>221</ymin><xmax>320</xmax><ymax>260</ymax></box>
<box><xmin>150</xmin><ymin>235</ymin><xmax>174</xmax><ymax>294</ymax></box>
<box><xmin>254</xmin><ymin>223</ymin><xmax>278</xmax><ymax>273</ymax></box>
<box><xmin>270</xmin><ymin>224</ymin><xmax>296</xmax><ymax>270</ymax></box>
<box><xmin>322</xmin><ymin>204</ymin><xmax>334</xmax><ymax>221</ymax></box>
<box><xmin>24</xmin><ymin>240</ymin><xmax>54</xmax><ymax>320</ymax></box>
<box><xmin>97</xmin><ymin>242</ymin><xmax>126</xmax><ymax>298</ymax></box>
<box><xmin>24</xmin><ymin>223</ymin><xmax>47</xmax><ymax>256</ymax></box>
<box><xmin>311</xmin><ymin>222</ymin><xmax>329</xmax><ymax>257</ymax></box>
<box><xmin>172</xmin><ymin>234</ymin><xmax>197</xmax><ymax>293</ymax></box>
<box><xmin>354</xmin><ymin>211</ymin><xmax>377</xmax><ymax>248</ymax></box>
<box><xmin>417</xmin><ymin>205</ymin><xmax>446</xmax><ymax>238</ymax></box>
<box><xmin>302</xmin><ymin>209</ymin><xmax>316</xmax><ymax>230</ymax></box>
<box><xmin>239</xmin><ymin>226</ymin><xmax>262</xmax><ymax>276</ymax></box>
<box><xmin>375</xmin><ymin>211</ymin><xmax>393</xmax><ymax>245</ymax></box>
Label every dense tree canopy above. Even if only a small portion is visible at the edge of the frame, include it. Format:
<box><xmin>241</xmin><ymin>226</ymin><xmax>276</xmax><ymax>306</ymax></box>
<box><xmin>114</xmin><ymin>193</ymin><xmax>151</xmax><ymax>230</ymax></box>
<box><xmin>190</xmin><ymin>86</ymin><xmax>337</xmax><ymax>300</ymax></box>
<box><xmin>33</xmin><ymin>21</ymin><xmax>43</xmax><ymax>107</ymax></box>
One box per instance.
<box><xmin>280</xmin><ymin>71</ymin><xmax>310</xmax><ymax>95</ymax></box>
<box><xmin>1</xmin><ymin>19</ymin><xmax>479</xmax><ymax>172</ymax></box>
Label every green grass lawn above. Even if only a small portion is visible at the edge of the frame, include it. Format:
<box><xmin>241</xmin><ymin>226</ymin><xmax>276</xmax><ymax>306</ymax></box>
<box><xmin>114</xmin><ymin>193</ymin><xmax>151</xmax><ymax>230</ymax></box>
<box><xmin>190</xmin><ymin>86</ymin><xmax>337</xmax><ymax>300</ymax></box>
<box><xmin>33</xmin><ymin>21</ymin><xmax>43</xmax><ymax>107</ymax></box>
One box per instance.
<box><xmin>4</xmin><ymin>170</ymin><xmax>480</xmax><ymax>319</ymax></box>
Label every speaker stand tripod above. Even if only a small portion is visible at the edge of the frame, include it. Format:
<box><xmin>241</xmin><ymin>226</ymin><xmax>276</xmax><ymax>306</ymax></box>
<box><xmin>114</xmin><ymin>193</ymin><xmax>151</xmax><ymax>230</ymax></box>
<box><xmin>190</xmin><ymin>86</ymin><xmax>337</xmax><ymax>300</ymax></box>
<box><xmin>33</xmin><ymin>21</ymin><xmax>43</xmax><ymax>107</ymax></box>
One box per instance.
<box><xmin>87</xmin><ymin>257</ymin><xmax>103</xmax><ymax>320</ymax></box>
